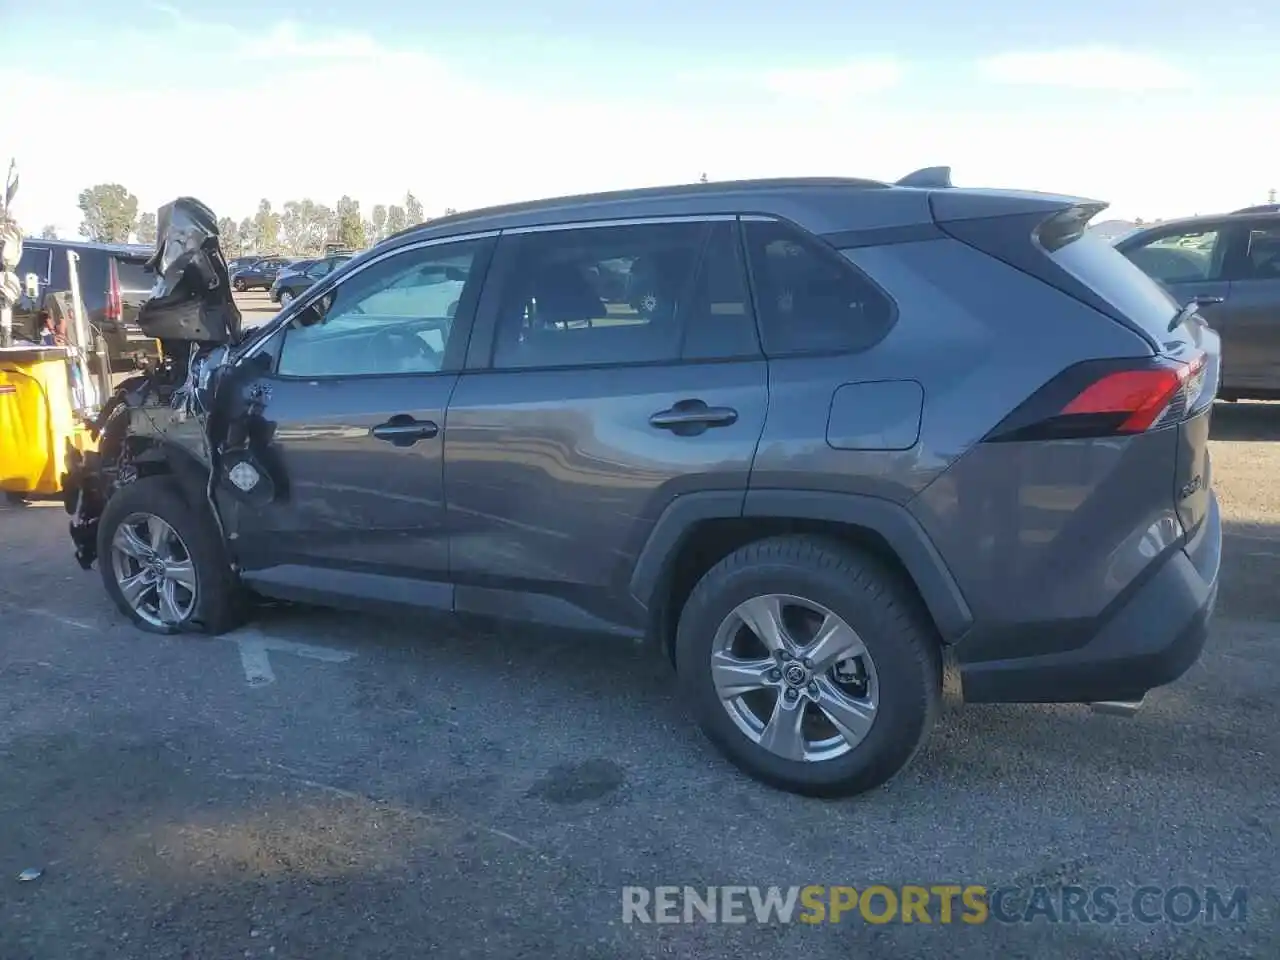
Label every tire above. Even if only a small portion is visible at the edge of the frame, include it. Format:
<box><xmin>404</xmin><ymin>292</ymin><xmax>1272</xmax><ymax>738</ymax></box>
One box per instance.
<box><xmin>233</xmin><ymin>279</ymin><xmax>246</xmax><ymax>293</ymax></box>
<box><xmin>97</xmin><ymin>475</ymin><xmax>245</xmax><ymax>635</ymax></box>
<box><xmin>279</xmin><ymin>289</ymin><xmax>294</xmax><ymax>307</ymax></box>
<box><xmin>674</xmin><ymin>535</ymin><xmax>941</xmax><ymax>797</ymax></box>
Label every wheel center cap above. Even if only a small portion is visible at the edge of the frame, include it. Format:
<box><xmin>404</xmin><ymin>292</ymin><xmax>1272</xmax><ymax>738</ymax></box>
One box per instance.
<box><xmin>783</xmin><ymin>663</ymin><xmax>810</xmax><ymax>688</ymax></box>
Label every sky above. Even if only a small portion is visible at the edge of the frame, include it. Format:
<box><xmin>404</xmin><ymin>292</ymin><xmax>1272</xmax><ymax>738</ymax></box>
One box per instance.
<box><xmin>2</xmin><ymin>0</ymin><xmax>1276</xmax><ymax>238</ymax></box>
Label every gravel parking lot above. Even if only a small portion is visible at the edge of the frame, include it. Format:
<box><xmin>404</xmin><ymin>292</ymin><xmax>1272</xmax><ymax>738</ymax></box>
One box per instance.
<box><xmin>1</xmin><ymin>387</ymin><xmax>1276</xmax><ymax>956</ymax></box>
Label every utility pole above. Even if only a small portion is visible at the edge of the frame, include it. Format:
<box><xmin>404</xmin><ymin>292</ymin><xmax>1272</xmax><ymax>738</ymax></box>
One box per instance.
<box><xmin>1269</xmin><ymin>187</ymin><xmax>1276</xmax><ymax>204</ymax></box>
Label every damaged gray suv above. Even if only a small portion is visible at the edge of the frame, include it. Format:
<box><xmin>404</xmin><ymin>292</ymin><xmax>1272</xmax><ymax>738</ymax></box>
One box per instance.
<box><xmin>64</xmin><ymin>171</ymin><xmax>1222</xmax><ymax>797</ymax></box>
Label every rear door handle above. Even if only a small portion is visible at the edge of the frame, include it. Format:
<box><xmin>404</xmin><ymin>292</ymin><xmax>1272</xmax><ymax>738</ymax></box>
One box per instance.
<box><xmin>649</xmin><ymin>399</ymin><xmax>738</xmax><ymax>435</ymax></box>
<box><xmin>371</xmin><ymin>415</ymin><xmax>439</xmax><ymax>447</ymax></box>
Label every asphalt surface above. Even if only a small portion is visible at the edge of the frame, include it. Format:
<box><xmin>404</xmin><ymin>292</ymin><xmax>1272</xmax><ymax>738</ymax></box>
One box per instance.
<box><xmin>1</xmin><ymin>393</ymin><xmax>1277</xmax><ymax>958</ymax></box>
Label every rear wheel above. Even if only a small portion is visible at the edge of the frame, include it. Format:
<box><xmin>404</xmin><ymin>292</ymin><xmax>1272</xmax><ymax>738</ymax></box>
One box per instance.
<box><xmin>675</xmin><ymin>536</ymin><xmax>941</xmax><ymax>797</ymax></box>
<box><xmin>98</xmin><ymin>476</ymin><xmax>245</xmax><ymax>634</ymax></box>
<box><xmin>279</xmin><ymin>289</ymin><xmax>295</xmax><ymax>307</ymax></box>
<box><xmin>233</xmin><ymin>278</ymin><xmax>246</xmax><ymax>293</ymax></box>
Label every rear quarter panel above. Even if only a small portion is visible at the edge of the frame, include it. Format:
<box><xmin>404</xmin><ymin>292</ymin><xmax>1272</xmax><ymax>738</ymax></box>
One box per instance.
<box><xmin>750</xmin><ymin>237</ymin><xmax>1153</xmax><ymax>503</ymax></box>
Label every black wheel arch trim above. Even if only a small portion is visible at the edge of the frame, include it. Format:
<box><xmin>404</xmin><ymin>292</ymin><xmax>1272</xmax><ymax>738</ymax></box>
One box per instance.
<box><xmin>628</xmin><ymin>488</ymin><xmax>973</xmax><ymax>643</ymax></box>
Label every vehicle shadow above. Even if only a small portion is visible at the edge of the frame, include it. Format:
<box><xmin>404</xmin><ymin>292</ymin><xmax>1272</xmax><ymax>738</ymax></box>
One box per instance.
<box><xmin>1210</xmin><ymin>400</ymin><xmax>1280</xmax><ymax>441</ymax></box>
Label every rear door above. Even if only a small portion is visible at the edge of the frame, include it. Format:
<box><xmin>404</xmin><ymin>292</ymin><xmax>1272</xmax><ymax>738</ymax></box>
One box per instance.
<box><xmin>444</xmin><ymin>217</ymin><xmax>768</xmax><ymax>631</ymax></box>
<box><xmin>1220</xmin><ymin>219</ymin><xmax>1280</xmax><ymax>392</ymax></box>
<box><xmin>227</xmin><ymin>234</ymin><xmax>495</xmax><ymax>608</ymax></box>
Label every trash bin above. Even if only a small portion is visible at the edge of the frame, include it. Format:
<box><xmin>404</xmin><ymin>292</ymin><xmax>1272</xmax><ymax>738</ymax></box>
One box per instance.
<box><xmin>0</xmin><ymin>345</ymin><xmax>88</xmax><ymax>497</ymax></box>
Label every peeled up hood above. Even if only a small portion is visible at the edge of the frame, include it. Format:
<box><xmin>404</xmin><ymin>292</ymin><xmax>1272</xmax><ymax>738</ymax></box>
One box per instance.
<box><xmin>137</xmin><ymin>197</ymin><xmax>242</xmax><ymax>345</ymax></box>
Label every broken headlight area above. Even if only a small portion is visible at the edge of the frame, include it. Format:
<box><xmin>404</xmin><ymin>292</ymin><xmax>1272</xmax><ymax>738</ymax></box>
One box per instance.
<box><xmin>65</xmin><ymin>197</ymin><xmax>285</xmax><ymax>570</ymax></box>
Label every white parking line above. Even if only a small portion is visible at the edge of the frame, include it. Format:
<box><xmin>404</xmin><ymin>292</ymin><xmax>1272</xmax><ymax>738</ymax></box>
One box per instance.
<box><xmin>226</xmin><ymin>629</ymin><xmax>356</xmax><ymax>687</ymax></box>
<box><xmin>0</xmin><ymin>601</ymin><xmax>96</xmax><ymax>631</ymax></box>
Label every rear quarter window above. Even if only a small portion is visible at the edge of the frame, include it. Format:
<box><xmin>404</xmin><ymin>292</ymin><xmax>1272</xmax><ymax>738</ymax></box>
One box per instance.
<box><xmin>1051</xmin><ymin>231</ymin><xmax>1179</xmax><ymax>341</ymax></box>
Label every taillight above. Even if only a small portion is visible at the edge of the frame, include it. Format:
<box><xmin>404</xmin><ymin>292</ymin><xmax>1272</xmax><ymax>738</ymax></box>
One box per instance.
<box><xmin>106</xmin><ymin>259</ymin><xmax>122</xmax><ymax>324</ymax></box>
<box><xmin>986</xmin><ymin>353</ymin><xmax>1208</xmax><ymax>442</ymax></box>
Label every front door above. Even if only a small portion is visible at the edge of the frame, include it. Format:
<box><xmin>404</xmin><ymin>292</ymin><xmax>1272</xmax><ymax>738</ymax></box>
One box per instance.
<box><xmin>227</xmin><ymin>234</ymin><xmax>495</xmax><ymax>608</ymax></box>
<box><xmin>444</xmin><ymin>218</ymin><xmax>768</xmax><ymax>631</ymax></box>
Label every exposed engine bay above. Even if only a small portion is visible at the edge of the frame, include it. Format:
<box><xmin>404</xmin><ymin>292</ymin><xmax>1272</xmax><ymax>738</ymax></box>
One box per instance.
<box><xmin>63</xmin><ymin>197</ymin><xmax>281</xmax><ymax>571</ymax></box>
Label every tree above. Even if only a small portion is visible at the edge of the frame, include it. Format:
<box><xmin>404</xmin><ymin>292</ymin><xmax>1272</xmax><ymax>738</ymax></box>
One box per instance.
<box><xmin>217</xmin><ymin>217</ymin><xmax>241</xmax><ymax>256</ymax></box>
<box><xmin>405</xmin><ymin>191</ymin><xmax>424</xmax><ymax>226</ymax></box>
<box><xmin>238</xmin><ymin>217</ymin><xmax>254</xmax><ymax>252</ymax></box>
<box><xmin>699</xmin><ymin>172</ymin><xmax>708</xmax><ymax>183</ymax></box>
<box><xmin>386</xmin><ymin>204</ymin><xmax>407</xmax><ymax>235</ymax></box>
<box><xmin>370</xmin><ymin>204</ymin><xmax>387</xmax><ymax>242</ymax></box>
<box><xmin>40</xmin><ymin>224</ymin><xmax>57</xmax><ymax>239</ymax></box>
<box><xmin>443</xmin><ymin>207</ymin><xmax>458</xmax><ymax>216</ymax></box>
<box><xmin>77</xmin><ymin>183</ymin><xmax>138</xmax><ymax>242</ymax></box>
<box><xmin>252</xmin><ymin>199</ymin><xmax>280</xmax><ymax>253</ymax></box>
<box><xmin>135</xmin><ymin>212</ymin><xmax>158</xmax><ymax>246</ymax></box>
<box><xmin>335</xmin><ymin>195</ymin><xmax>366</xmax><ymax>249</ymax></box>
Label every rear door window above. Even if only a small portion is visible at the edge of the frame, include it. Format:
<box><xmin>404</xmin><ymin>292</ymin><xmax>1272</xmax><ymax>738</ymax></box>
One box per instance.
<box><xmin>1236</xmin><ymin>225</ymin><xmax>1280</xmax><ymax>281</ymax></box>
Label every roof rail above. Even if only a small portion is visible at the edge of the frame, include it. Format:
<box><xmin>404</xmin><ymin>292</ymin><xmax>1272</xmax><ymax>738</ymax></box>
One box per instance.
<box><xmin>1232</xmin><ymin>203</ymin><xmax>1280</xmax><ymax>214</ymax></box>
<box><xmin>896</xmin><ymin>166</ymin><xmax>952</xmax><ymax>188</ymax></box>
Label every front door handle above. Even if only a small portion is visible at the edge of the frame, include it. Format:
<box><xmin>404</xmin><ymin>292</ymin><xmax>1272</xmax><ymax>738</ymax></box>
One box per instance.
<box><xmin>649</xmin><ymin>399</ymin><xmax>739</xmax><ymax>436</ymax></box>
<box><xmin>371</xmin><ymin>414</ymin><xmax>438</xmax><ymax>447</ymax></box>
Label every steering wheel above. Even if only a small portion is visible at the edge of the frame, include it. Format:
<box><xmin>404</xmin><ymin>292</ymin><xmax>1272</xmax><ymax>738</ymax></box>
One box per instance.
<box><xmin>367</xmin><ymin>324</ymin><xmax>442</xmax><ymax>373</ymax></box>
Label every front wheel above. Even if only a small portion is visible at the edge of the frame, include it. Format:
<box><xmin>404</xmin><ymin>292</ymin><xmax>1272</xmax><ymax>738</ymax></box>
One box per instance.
<box><xmin>279</xmin><ymin>289</ymin><xmax>294</xmax><ymax>307</ymax></box>
<box><xmin>675</xmin><ymin>536</ymin><xmax>941</xmax><ymax>797</ymax></box>
<box><xmin>97</xmin><ymin>476</ymin><xmax>245</xmax><ymax>634</ymax></box>
<box><xmin>233</xmin><ymin>279</ymin><xmax>246</xmax><ymax>293</ymax></box>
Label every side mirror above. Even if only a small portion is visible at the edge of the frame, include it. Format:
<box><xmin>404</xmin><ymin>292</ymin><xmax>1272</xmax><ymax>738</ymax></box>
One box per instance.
<box><xmin>291</xmin><ymin>292</ymin><xmax>333</xmax><ymax>328</ymax></box>
<box><xmin>24</xmin><ymin>272</ymin><xmax>39</xmax><ymax>300</ymax></box>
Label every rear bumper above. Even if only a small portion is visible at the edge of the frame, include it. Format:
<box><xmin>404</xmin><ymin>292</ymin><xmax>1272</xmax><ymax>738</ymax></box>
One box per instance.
<box><xmin>957</xmin><ymin>491</ymin><xmax>1221</xmax><ymax>704</ymax></box>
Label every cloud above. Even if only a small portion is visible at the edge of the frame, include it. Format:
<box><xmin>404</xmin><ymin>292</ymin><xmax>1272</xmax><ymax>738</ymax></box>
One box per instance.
<box><xmin>761</xmin><ymin>59</ymin><xmax>906</xmax><ymax>99</ymax></box>
<box><xmin>977</xmin><ymin>47</ymin><xmax>1195</xmax><ymax>91</ymax></box>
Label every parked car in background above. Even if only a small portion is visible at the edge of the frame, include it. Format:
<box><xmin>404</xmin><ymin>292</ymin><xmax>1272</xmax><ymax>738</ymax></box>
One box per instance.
<box><xmin>270</xmin><ymin>254</ymin><xmax>354</xmax><ymax>306</ymax></box>
<box><xmin>72</xmin><ymin>173</ymin><xmax>1221</xmax><ymax>797</ymax></box>
<box><xmin>227</xmin><ymin>256</ymin><xmax>263</xmax><ymax>275</ymax></box>
<box><xmin>231</xmin><ymin>257</ymin><xmax>292</xmax><ymax>292</ymax></box>
<box><xmin>1115</xmin><ymin>206</ymin><xmax>1280</xmax><ymax>400</ymax></box>
<box><xmin>13</xmin><ymin>237</ymin><xmax>159</xmax><ymax>369</ymax></box>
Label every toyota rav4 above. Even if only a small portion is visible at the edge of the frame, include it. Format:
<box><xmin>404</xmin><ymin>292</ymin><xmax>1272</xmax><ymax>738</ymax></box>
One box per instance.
<box><xmin>62</xmin><ymin>172</ymin><xmax>1222</xmax><ymax>797</ymax></box>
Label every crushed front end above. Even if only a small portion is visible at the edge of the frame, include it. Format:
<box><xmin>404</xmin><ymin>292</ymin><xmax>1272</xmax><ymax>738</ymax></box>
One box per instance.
<box><xmin>63</xmin><ymin>197</ymin><xmax>244</xmax><ymax>570</ymax></box>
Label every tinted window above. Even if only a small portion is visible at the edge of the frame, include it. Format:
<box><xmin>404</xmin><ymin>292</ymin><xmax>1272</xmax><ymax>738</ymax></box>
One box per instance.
<box><xmin>114</xmin><ymin>257</ymin><xmax>153</xmax><ymax>294</ymax></box>
<box><xmin>1122</xmin><ymin>228</ymin><xmax>1225</xmax><ymax>284</ymax></box>
<box><xmin>277</xmin><ymin>239</ymin><xmax>486</xmax><ymax>378</ymax></box>
<box><xmin>18</xmin><ymin>246</ymin><xmax>52</xmax><ymax>285</ymax></box>
<box><xmin>1053</xmin><ymin>230</ymin><xmax>1181</xmax><ymax>340</ymax></box>
<box><xmin>744</xmin><ymin>220</ymin><xmax>894</xmax><ymax>355</ymax></box>
<box><xmin>492</xmin><ymin>220</ymin><xmax>754</xmax><ymax>369</ymax></box>
<box><xmin>679</xmin><ymin>222</ymin><xmax>758</xmax><ymax>360</ymax></box>
<box><xmin>1239</xmin><ymin>225</ymin><xmax>1280</xmax><ymax>280</ymax></box>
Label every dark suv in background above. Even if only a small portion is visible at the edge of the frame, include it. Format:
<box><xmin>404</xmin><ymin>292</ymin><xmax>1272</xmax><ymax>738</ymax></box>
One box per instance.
<box><xmin>269</xmin><ymin>254</ymin><xmax>354</xmax><ymax>306</ymax></box>
<box><xmin>231</xmin><ymin>257</ymin><xmax>292</xmax><ymax>292</ymax></box>
<box><xmin>71</xmin><ymin>174</ymin><xmax>1222</xmax><ymax>797</ymax></box>
<box><xmin>14</xmin><ymin>237</ymin><xmax>159</xmax><ymax>369</ymax></box>
<box><xmin>1116</xmin><ymin>205</ymin><xmax>1280</xmax><ymax>400</ymax></box>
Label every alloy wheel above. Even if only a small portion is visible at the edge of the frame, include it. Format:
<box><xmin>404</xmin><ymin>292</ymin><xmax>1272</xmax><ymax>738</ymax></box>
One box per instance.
<box><xmin>710</xmin><ymin>593</ymin><xmax>879</xmax><ymax>762</ymax></box>
<box><xmin>279</xmin><ymin>290</ymin><xmax>294</xmax><ymax>307</ymax></box>
<box><xmin>109</xmin><ymin>512</ymin><xmax>198</xmax><ymax>628</ymax></box>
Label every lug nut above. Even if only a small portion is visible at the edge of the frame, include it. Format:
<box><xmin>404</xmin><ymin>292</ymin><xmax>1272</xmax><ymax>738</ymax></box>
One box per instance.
<box><xmin>783</xmin><ymin>688</ymin><xmax>799</xmax><ymax>702</ymax></box>
<box><xmin>807</xmin><ymin>682</ymin><xmax>820</xmax><ymax>698</ymax></box>
<box><xmin>767</xmin><ymin>669</ymin><xmax>781</xmax><ymax>682</ymax></box>
<box><xmin>802</xmin><ymin>658</ymin><xmax>813</xmax><ymax>669</ymax></box>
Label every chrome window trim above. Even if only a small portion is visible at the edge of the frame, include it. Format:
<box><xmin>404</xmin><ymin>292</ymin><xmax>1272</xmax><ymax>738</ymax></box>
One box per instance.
<box><xmin>238</xmin><ymin>230</ymin><xmax>500</xmax><ymax>361</ymax></box>
<box><xmin>503</xmin><ymin>214</ymin><xmax>738</xmax><ymax>235</ymax></box>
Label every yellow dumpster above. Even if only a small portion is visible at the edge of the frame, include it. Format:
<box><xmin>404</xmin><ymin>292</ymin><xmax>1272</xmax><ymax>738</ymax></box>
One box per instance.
<box><xmin>0</xmin><ymin>345</ymin><xmax>94</xmax><ymax>497</ymax></box>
